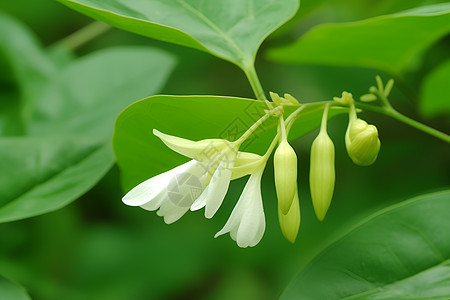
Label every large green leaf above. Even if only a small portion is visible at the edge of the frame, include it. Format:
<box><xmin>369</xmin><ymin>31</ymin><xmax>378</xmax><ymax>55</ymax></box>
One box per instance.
<box><xmin>281</xmin><ymin>190</ymin><xmax>450</xmax><ymax>300</ymax></box>
<box><xmin>267</xmin><ymin>4</ymin><xmax>450</xmax><ymax>75</ymax></box>
<box><xmin>420</xmin><ymin>58</ymin><xmax>450</xmax><ymax>118</ymax></box>
<box><xmin>0</xmin><ymin>47</ymin><xmax>176</xmax><ymax>222</ymax></box>
<box><xmin>0</xmin><ymin>11</ymin><xmax>55</xmax><ymax>94</ymax></box>
<box><xmin>0</xmin><ymin>138</ymin><xmax>113</xmax><ymax>222</ymax></box>
<box><xmin>28</xmin><ymin>46</ymin><xmax>175</xmax><ymax>137</ymax></box>
<box><xmin>56</xmin><ymin>0</ymin><xmax>299</xmax><ymax>69</ymax></box>
<box><xmin>112</xmin><ymin>95</ymin><xmax>346</xmax><ymax>191</ymax></box>
<box><xmin>0</xmin><ymin>275</ymin><xmax>30</xmax><ymax>300</ymax></box>
<box><xmin>0</xmin><ymin>12</ymin><xmax>56</xmax><ymax>135</ymax></box>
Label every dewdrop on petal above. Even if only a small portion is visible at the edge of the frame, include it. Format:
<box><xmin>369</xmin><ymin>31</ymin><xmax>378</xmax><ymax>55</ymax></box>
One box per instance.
<box><xmin>274</xmin><ymin>139</ymin><xmax>298</xmax><ymax>215</ymax></box>
<box><xmin>278</xmin><ymin>189</ymin><xmax>300</xmax><ymax>243</ymax></box>
<box><xmin>345</xmin><ymin>119</ymin><xmax>381</xmax><ymax>166</ymax></box>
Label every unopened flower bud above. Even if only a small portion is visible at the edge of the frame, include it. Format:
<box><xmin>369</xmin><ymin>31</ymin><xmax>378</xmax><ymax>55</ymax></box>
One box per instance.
<box><xmin>274</xmin><ymin>140</ymin><xmax>298</xmax><ymax>214</ymax></box>
<box><xmin>283</xmin><ymin>93</ymin><xmax>300</xmax><ymax>105</ymax></box>
<box><xmin>345</xmin><ymin>119</ymin><xmax>381</xmax><ymax>166</ymax></box>
<box><xmin>333</xmin><ymin>91</ymin><xmax>354</xmax><ymax>105</ymax></box>
<box><xmin>360</xmin><ymin>94</ymin><xmax>377</xmax><ymax>102</ymax></box>
<box><xmin>310</xmin><ymin>131</ymin><xmax>335</xmax><ymax>221</ymax></box>
<box><xmin>278</xmin><ymin>189</ymin><xmax>300</xmax><ymax>243</ymax></box>
<box><xmin>269</xmin><ymin>92</ymin><xmax>283</xmax><ymax>106</ymax></box>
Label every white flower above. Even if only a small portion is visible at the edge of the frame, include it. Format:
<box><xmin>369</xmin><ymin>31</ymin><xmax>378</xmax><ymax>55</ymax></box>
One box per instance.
<box><xmin>122</xmin><ymin>160</ymin><xmax>207</xmax><ymax>224</ymax></box>
<box><xmin>214</xmin><ymin>164</ymin><xmax>266</xmax><ymax>248</ymax></box>
<box><xmin>122</xmin><ymin>129</ymin><xmax>249</xmax><ymax>223</ymax></box>
<box><xmin>152</xmin><ymin>130</ymin><xmax>239</xmax><ymax>218</ymax></box>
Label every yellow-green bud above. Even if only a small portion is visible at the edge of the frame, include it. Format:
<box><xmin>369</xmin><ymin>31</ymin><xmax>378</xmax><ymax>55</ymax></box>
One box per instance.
<box><xmin>274</xmin><ymin>140</ymin><xmax>298</xmax><ymax>214</ymax></box>
<box><xmin>345</xmin><ymin>119</ymin><xmax>381</xmax><ymax>166</ymax></box>
<box><xmin>269</xmin><ymin>92</ymin><xmax>283</xmax><ymax>106</ymax></box>
<box><xmin>283</xmin><ymin>93</ymin><xmax>300</xmax><ymax>105</ymax></box>
<box><xmin>333</xmin><ymin>91</ymin><xmax>354</xmax><ymax>105</ymax></box>
<box><xmin>310</xmin><ymin>131</ymin><xmax>335</xmax><ymax>221</ymax></box>
<box><xmin>278</xmin><ymin>189</ymin><xmax>300</xmax><ymax>243</ymax></box>
<box><xmin>360</xmin><ymin>94</ymin><xmax>377</xmax><ymax>102</ymax></box>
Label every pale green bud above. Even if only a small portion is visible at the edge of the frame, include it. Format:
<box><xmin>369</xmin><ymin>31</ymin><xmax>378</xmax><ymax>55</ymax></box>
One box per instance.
<box><xmin>274</xmin><ymin>140</ymin><xmax>298</xmax><ymax>215</ymax></box>
<box><xmin>384</xmin><ymin>79</ymin><xmax>394</xmax><ymax>97</ymax></box>
<box><xmin>270</xmin><ymin>92</ymin><xmax>300</xmax><ymax>106</ymax></box>
<box><xmin>269</xmin><ymin>92</ymin><xmax>283</xmax><ymax>106</ymax></box>
<box><xmin>278</xmin><ymin>189</ymin><xmax>300</xmax><ymax>243</ymax></box>
<box><xmin>345</xmin><ymin>119</ymin><xmax>381</xmax><ymax>166</ymax></box>
<box><xmin>360</xmin><ymin>94</ymin><xmax>377</xmax><ymax>102</ymax></box>
<box><xmin>283</xmin><ymin>93</ymin><xmax>300</xmax><ymax>105</ymax></box>
<box><xmin>310</xmin><ymin>131</ymin><xmax>335</xmax><ymax>221</ymax></box>
<box><xmin>333</xmin><ymin>91</ymin><xmax>354</xmax><ymax>105</ymax></box>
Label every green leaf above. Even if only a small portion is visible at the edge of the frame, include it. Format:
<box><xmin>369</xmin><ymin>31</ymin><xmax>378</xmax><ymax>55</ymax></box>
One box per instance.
<box><xmin>0</xmin><ymin>275</ymin><xmax>31</xmax><ymax>300</ymax></box>
<box><xmin>112</xmin><ymin>95</ymin><xmax>346</xmax><ymax>190</ymax></box>
<box><xmin>56</xmin><ymin>0</ymin><xmax>299</xmax><ymax>69</ymax></box>
<box><xmin>0</xmin><ymin>91</ymin><xmax>23</xmax><ymax>136</ymax></box>
<box><xmin>0</xmin><ymin>11</ymin><xmax>56</xmax><ymax>93</ymax></box>
<box><xmin>420</xmin><ymin>58</ymin><xmax>450</xmax><ymax>118</ymax></box>
<box><xmin>0</xmin><ymin>138</ymin><xmax>113</xmax><ymax>223</ymax></box>
<box><xmin>0</xmin><ymin>12</ymin><xmax>56</xmax><ymax>135</ymax></box>
<box><xmin>267</xmin><ymin>4</ymin><xmax>450</xmax><ymax>75</ymax></box>
<box><xmin>29</xmin><ymin>46</ymin><xmax>176</xmax><ymax>137</ymax></box>
<box><xmin>0</xmin><ymin>47</ymin><xmax>176</xmax><ymax>222</ymax></box>
<box><xmin>281</xmin><ymin>190</ymin><xmax>450</xmax><ymax>300</ymax></box>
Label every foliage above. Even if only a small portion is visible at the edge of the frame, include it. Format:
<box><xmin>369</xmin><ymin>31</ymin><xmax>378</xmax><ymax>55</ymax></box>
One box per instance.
<box><xmin>281</xmin><ymin>190</ymin><xmax>450</xmax><ymax>300</ymax></box>
<box><xmin>0</xmin><ymin>0</ymin><xmax>448</xmax><ymax>299</ymax></box>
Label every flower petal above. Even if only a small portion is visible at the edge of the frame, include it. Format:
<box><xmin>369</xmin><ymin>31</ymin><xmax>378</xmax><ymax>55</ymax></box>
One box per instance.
<box><xmin>204</xmin><ymin>158</ymin><xmax>234</xmax><ymax>218</ymax></box>
<box><xmin>122</xmin><ymin>160</ymin><xmax>197</xmax><ymax>207</ymax></box>
<box><xmin>235</xmin><ymin>172</ymin><xmax>265</xmax><ymax>248</ymax></box>
<box><xmin>215</xmin><ymin>168</ymin><xmax>266</xmax><ymax>248</ymax></box>
<box><xmin>154</xmin><ymin>129</ymin><xmax>230</xmax><ymax>160</ymax></box>
<box><xmin>234</xmin><ymin>152</ymin><xmax>262</xmax><ymax>167</ymax></box>
<box><xmin>230</xmin><ymin>151</ymin><xmax>264</xmax><ymax>180</ymax></box>
<box><xmin>190</xmin><ymin>185</ymin><xmax>208</xmax><ymax>211</ymax></box>
<box><xmin>214</xmin><ymin>196</ymin><xmax>244</xmax><ymax>239</ymax></box>
<box><xmin>156</xmin><ymin>200</ymin><xmax>190</xmax><ymax>224</ymax></box>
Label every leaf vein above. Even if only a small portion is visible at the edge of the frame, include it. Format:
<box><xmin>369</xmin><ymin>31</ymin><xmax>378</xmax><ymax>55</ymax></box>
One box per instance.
<box><xmin>176</xmin><ymin>0</ymin><xmax>250</xmax><ymax>63</ymax></box>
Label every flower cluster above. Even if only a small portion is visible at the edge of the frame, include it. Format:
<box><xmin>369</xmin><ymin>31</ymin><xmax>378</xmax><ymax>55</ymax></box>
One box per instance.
<box><xmin>123</xmin><ymin>106</ymin><xmax>282</xmax><ymax>248</ymax></box>
<box><xmin>123</xmin><ymin>88</ymin><xmax>383</xmax><ymax>247</ymax></box>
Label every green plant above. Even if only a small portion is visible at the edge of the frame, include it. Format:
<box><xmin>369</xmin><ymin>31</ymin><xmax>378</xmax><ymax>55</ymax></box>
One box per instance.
<box><xmin>0</xmin><ymin>0</ymin><xmax>449</xmax><ymax>299</ymax></box>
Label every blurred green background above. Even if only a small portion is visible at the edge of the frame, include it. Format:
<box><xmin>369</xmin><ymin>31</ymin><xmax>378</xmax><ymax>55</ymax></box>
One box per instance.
<box><xmin>0</xmin><ymin>0</ymin><xmax>449</xmax><ymax>299</ymax></box>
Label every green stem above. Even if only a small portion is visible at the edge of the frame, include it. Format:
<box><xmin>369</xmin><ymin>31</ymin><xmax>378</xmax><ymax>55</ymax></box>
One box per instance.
<box><xmin>320</xmin><ymin>103</ymin><xmax>330</xmax><ymax>132</ymax></box>
<box><xmin>262</xmin><ymin>132</ymin><xmax>281</xmax><ymax>162</ymax></box>
<box><xmin>243</xmin><ymin>63</ymin><xmax>267</xmax><ymax>101</ymax></box>
<box><xmin>373</xmin><ymin>89</ymin><xmax>394</xmax><ymax>111</ymax></box>
<box><xmin>355</xmin><ymin>103</ymin><xmax>450</xmax><ymax>143</ymax></box>
<box><xmin>57</xmin><ymin>21</ymin><xmax>112</xmax><ymax>51</ymax></box>
<box><xmin>279</xmin><ymin>116</ymin><xmax>287</xmax><ymax>141</ymax></box>
<box><xmin>348</xmin><ymin>100</ymin><xmax>357</xmax><ymax>122</ymax></box>
<box><xmin>285</xmin><ymin>105</ymin><xmax>306</xmax><ymax>134</ymax></box>
<box><xmin>234</xmin><ymin>106</ymin><xmax>281</xmax><ymax>145</ymax></box>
